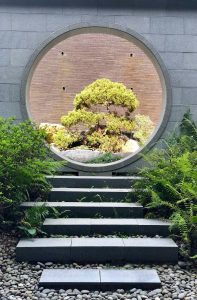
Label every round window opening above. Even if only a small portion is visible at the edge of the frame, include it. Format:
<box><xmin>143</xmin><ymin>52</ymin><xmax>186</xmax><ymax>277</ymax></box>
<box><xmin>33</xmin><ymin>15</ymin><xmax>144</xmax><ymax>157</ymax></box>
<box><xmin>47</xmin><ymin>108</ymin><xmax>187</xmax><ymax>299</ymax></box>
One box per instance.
<box><xmin>24</xmin><ymin>25</ymin><xmax>171</xmax><ymax>171</ymax></box>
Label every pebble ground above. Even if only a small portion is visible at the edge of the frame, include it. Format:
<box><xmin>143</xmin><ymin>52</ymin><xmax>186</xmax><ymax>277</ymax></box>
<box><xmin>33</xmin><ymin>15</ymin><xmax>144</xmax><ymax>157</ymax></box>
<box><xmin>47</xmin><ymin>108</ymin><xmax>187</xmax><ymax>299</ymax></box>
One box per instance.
<box><xmin>0</xmin><ymin>232</ymin><xmax>196</xmax><ymax>300</ymax></box>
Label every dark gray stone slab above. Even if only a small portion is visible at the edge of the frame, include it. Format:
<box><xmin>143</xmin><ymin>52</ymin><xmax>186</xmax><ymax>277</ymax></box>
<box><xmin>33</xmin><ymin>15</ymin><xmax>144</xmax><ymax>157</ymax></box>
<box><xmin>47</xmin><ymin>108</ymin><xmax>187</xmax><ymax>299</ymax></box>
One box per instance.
<box><xmin>137</xmin><ymin>219</ymin><xmax>170</xmax><ymax>236</ymax></box>
<box><xmin>71</xmin><ymin>238</ymin><xmax>124</xmax><ymax>263</ymax></box>
<box><xmin>46</xmin><ymin>175</ymin><xmax>141</xmax><ymax>188</ymax></box>
<box><xmin>43</xmin><ymin>218</ymin><xmax>91</xmax><ymax>235</ymax></box>
<box><xmin>123</xmin><ymin>238</ymin><xmax>178</xmax><ymax>263</ymax></box>
<box><xmin>40</xmin><ymin>269</ymin><xmax>100</xmax><ymax>290</ymax></box>
<box><xmin>21</xmin><ymin>201</ymin><xmax>143</xmax><ymax>218</ymax></box>
<box><xmin>16</xmin><ymin>238</ymin><xmax>71</xmax><ymax>263</ymax></box>
<box><xmin>49</xmin><ymin>187</ymin><xmax>132</xmax><ymax>202</ymax></box>
<box><xmin>100</xmin><ymin>269</ymin><xmax>161</xmax><ymax>290</ymax></box>
<box><xmin>43</xmin><ymin>218</ymin><xmax>134</xmax><ymax>235</ymax></box>
<box><xmin>16</xmin><ymin>237</ymin><xmax>178</xmax><ymax>264</ymax></box>
<box><xmin>100</xmin><ymin>202</ymin><xmax>143</xmax><ymax>218</ymax></box>
<box><xmin>39</xmin><ymin>268</ymin><xmax>161</xmax><ymax>290</ymax></box>
<box><xmin>42</xmin><ymin>218</ymin><xmax>170</xmax><ymax>236</ymax></box>
<box><xmin>89</xmin><ymin>218</ymin><xmax>138</xmax><ymax>235</ymax></box>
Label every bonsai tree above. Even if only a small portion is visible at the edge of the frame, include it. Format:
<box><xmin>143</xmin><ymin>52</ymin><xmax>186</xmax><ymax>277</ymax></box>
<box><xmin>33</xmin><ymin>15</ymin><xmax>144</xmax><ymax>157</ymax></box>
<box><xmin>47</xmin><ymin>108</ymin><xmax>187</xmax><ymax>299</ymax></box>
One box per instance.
<box><xmin>43</xmin><ymin>78</ymin><xmax>154</xmax><ymax>152</ymax></box>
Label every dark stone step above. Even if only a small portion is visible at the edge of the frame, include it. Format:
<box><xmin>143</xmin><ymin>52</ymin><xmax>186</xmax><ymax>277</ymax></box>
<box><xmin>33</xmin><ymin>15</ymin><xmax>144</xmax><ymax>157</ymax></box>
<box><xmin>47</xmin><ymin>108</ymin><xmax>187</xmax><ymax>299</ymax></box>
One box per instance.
<box><xmin>39</xmin><ymin>268</ymin><xmax>161</xmax><ymax>290</ymax></box>
<box><xmin>21</xmin><ymin>202</ymin><xmax>143</xmax><ymax>218</ymax></box>
<box><xmin>46</xmin><ymin>175</ymin><xmax>141</xmax><ymax>188</ymax></box>
<box><xmin>49</xmin><ymin>187</ymin><xmax>133</xmax><ymax>202</ymax></box>
<box><xmin>43</xmin><ymin>218</ymin><xmax>170</xmax><ymax>236</ymax></box>
<box><xmin>16</xmin><ymin>237</ymin><xmax>178</xmax><ymax>264</ymax></box>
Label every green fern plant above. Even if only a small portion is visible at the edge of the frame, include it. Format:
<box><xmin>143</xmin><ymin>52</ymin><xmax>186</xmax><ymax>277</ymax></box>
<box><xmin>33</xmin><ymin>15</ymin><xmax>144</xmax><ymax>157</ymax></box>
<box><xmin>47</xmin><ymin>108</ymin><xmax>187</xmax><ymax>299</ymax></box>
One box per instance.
<box><xmin>18</xmin><ymin>204</ymin><xmax>49</xmax><ymax>237</ymax></box>
<box><xmin>134</xmin><ymin>111</ymin><xmax>197</xmax><ymax>259</ymax></box>
<box><xmin>18</xmin><ymin>205</ymin><xmax>70</xmax><ymax>237</ymax></box>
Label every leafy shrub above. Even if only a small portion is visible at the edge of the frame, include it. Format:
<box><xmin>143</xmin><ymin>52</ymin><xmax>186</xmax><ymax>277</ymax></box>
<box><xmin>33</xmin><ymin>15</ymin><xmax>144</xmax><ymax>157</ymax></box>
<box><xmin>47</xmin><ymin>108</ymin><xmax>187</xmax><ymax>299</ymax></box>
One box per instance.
<box><xmin>0</xmin><ymin>118</ymin><xmax>62</xmax><ymax>225</ymax></box>
<box><xmin>134</xmin><ymin>111</ymin><xmax>197</xmax><ymax>258</ymax></box>
<box><xmin>44</xmin><ymin>78</ymin><xmax>154</xmax><ymax>153</ymax></box>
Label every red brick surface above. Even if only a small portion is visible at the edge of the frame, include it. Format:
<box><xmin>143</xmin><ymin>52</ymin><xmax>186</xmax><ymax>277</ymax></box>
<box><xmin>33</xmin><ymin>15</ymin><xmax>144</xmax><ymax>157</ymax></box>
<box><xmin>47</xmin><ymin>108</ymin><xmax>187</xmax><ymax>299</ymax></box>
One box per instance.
<box><xmin>29</xmin><ymin>33</ymin><xmax>163</xmax><ymax>125</ymax></box>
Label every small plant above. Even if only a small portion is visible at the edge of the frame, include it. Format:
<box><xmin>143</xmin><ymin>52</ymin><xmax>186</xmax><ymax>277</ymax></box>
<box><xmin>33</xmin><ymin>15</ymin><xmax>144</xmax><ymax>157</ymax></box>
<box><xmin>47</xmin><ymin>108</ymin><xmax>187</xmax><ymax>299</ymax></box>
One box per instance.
<box><xmin>18</xmin><ymin>205</ymin><xmax>70</xmax><ymax>237</ymax></box>
<box><xmin>49</xmin><ymin>207</ymin><xmax>70</xmax><ymax>218</ymax></box>
<box><xmin>86</xmin><ymin>152</ymin><xmax>122</xmax><ymax>164</ymax></box>
<box><xmin>18</xmin><ymin>205</ymin><xmax>49</xmax><ymax>237</ymax></box>
<box><xmin>94</xmin><ymin>213</ymin><xmax>104</xmax><ymax>218</ymax></box>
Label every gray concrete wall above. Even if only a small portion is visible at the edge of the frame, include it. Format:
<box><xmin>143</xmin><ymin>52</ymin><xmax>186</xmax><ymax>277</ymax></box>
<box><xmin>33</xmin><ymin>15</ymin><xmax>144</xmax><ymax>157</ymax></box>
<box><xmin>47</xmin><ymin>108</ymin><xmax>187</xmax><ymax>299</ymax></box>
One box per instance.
<box><xmin>0</xmin><ymin>0</ymin><xmax>197</xmax><ymax>173</ymax></box>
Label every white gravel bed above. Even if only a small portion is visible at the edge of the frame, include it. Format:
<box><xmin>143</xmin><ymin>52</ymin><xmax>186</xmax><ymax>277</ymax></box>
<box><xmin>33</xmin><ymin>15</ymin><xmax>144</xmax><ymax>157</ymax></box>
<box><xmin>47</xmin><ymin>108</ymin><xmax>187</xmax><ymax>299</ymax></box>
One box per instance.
<box><xmin>0</xmin><ymin>232</ymin><xmax>196</xmax><ymax>300</ymax></box>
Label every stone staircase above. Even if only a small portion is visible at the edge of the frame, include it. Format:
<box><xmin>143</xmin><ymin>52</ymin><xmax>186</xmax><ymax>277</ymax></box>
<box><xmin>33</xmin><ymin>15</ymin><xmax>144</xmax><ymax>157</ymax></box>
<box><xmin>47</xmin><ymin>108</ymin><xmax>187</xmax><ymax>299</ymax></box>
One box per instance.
<box><xmin>16</xmin><ymin>175</ymin><xmax>178</xmax><ymax>290</ymax></box>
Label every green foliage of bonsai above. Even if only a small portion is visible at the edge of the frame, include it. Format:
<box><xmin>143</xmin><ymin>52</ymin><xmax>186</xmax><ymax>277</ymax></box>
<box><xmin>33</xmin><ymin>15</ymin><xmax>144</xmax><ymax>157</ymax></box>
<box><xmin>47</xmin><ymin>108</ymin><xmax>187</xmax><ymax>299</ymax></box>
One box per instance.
<box><xmin>73</xmin><ymin>78</ymin><xmax>139</xmax><ymax>111</ymax></box>
<box><xmin>87</xmin><ymin>131</ymin><xmax>125</xmax><ymax>152</ymax></box>
<box><xmin>133</xmin><ymin>114</ymin><xmax>155</xmax><ymax>145</ymax></box>
<box><xmin>43</xmin><ymin>78</ymin><xmax>155</xmax><ymax>153</ymax></box>
<box><xmin>134</xmin><ymin>111</ymin><xmax>197</xmax><ymax>259</ymax></box>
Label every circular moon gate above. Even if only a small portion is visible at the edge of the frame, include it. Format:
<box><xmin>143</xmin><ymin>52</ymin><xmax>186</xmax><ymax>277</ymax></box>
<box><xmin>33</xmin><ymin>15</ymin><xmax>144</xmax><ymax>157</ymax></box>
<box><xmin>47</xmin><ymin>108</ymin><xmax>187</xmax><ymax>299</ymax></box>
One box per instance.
<box><xmin>21</xmin><ymin>24</ymin><xmax>172</xmax><ymax>173</ymax></box>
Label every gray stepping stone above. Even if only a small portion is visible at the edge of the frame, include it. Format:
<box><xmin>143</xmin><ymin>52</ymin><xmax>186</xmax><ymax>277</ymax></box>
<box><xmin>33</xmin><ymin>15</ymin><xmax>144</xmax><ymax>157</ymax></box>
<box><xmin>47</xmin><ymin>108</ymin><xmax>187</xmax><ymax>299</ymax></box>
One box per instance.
<box><xmin>16</xmin><ymin>238</ymin><xmax>72</xmax><ymax>262</ymax></box>
<box><xmin>40</xmin><ymin>269</ymin><xmax>100</xmax><ymax>290</ymax></box>
<box><xmin>20</xmin><ymin>201</ymin><xmax>143</xmax><ymax>218</ymax></box>
<box><xmin>71</xmin><ymin>237</ymin><xmax>124</xmax><ymax>263</ymax></box>
<box><xmin>49</xmin><ymin>187</ymin><xmax>133</xmax><ymax>201</ymax></box>
<box><xmin>100</xmin><ymin>269</ymin><xmax>161</xmax><ymax>289</ymax></box>
<box><xmin>42</xmin><ymin>218</ymin><xmax>170</xmax><ymax>236</ymax></box>
<box><xmin>39</xmin><ymin>268</ymin><xmax>161</xmax><ymax>290</ymax></box>
<box><xmin>123</xmin><ymin>238</ymin><xmax>178</xmax><ymax>263</ymax></box>
<box><xmin>16</xmin><ymin>237</ymin><xmax>178</xmax><ymax>263</ymax></box>
<box><xmin>46</xmin><ymin>175</ymin><xmax>142</xmax><ymax>188</ymax></box>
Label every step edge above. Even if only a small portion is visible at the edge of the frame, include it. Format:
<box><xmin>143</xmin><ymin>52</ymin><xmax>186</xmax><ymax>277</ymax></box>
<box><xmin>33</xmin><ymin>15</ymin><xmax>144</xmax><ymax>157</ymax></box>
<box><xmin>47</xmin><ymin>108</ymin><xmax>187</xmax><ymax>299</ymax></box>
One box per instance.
<box><xmin>16</xmin><ymin>237</ymin><xmax>178</xmax><ymax>248</ymax></box>
<box><xmin>43</xmin><ymin>218</ymin><xmax>171</xmax><ymax>226</ymax></box>
<box><xmin>20</xmin><ymin>201</ymin><xmax>143</xmax><ymax>208</ymax></box>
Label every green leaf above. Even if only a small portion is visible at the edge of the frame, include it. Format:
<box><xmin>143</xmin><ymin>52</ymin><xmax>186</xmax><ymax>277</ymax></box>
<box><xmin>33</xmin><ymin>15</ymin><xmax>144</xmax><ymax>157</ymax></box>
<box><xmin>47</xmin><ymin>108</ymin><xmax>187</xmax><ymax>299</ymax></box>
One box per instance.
<box><xmin>192</xmin><ymin>216</ymin><xmax>197</xmax><ymax>224</ymax></box>
<box><xmin>27</xmin><ymin>228</ymin><xmax>37</xmax><ymax>236</ymax></box>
